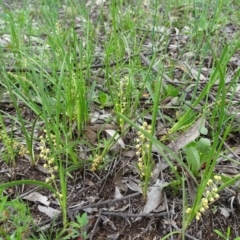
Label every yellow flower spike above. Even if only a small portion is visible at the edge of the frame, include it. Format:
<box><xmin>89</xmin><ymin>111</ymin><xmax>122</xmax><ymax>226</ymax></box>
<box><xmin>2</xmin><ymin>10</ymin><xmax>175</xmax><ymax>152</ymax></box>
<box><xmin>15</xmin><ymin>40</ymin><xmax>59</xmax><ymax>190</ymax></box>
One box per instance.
<box><xmin>214</xmin><ymin>194</ymin><xmax>220</xmax><ymax>199</ymax></box>
<box><xmin>136</xmin><ymin>144</ymin><xmax>141</xmax><ymax>149</ymax></box>
<box><xmin>217</xmin><ymin>176</ymin><xmax>222</xmax><ymax>181</ymax></box>
<box><xmin>140</xmin><ymin>134</ymin><xmax>145</xmax><ymax>140</ymax></box>
<box><xmin>214</xmin><ymin>175</ymin><xmax>219</xmax><ymax>181</ymax></box>
<box><xmin>207</xmin><ymin>179</ymin><xmax>213</xmax><ymax>186</ymax></box>
<box><xmin>186</xmin><ymin>208</ymin><xmax>192</xmax><ymax>214</ymax></box>
<box><xmin>45</xmin><ymin>148</ymin><xmax>50</xmax><ymax>154</ymax></box>
<box><xmin>136</xmin><ymin>151</ymin><xmax>141</xmax><ymax>156</ymax></box>
<box><xmin>201</xmin><ymin>198</ymin><xmax>208</xmax><ymax>207</ymax></box>
<box><xmin>48</xmin><ymin>159</ymin><xmax>54</xmax><ymax>165</ymax></box>
<box><xmin>138</xmin><ymin>162</ymin><xmax>143</xmax><ymax>168</ymax></box>
<box><xmin>142</xmin><ymin>122</ymin><xmax>148</xmax><ymax>127</ymax></box>
<box><xmin>209</xmin><ymin>197</ymin><xmax>214</xmax><ymax>203</ymax></box>
<box><xmin>202</xmin><ymin>202</ymin><xmax>208</xmax><ymax>208</ymax></box>
<box><xmin>39</xmin><ymin>145</ymin><xmax>44</xmax><ymax>150</ymax></box>
<box><xmin>196</xmin><ymin>215</ymin><xmax>201</xmax><ymax>221</ymax></box>
<box><xmin>200</xmin><ymin>207</ymin><xmax>205</xmax><ymax>212</ymax></box>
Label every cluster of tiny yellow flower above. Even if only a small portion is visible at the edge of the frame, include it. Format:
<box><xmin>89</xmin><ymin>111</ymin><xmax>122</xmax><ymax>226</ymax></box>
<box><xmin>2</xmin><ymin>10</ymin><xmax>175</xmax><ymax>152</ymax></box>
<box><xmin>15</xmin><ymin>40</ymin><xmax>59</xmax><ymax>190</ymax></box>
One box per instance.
<box><xmin>17</xmin><ymin>144</ymin><xmax>29</xmax><ymax>157</ymax></box>
<box><xmin>55</xmin><ymin>21</ymin><xmax>62</xmax><ymax>34</ymax></box>
<box><xmin>0</xmin><ymin>131</ymin><xmax>17</xmax><ymax>158</ymax></box>
<box><xmin>186</xmin><ymin>175</ymin><xmax>221</xmax><ymax>220</ymax></box>
<box><xmin>117</xmin><ymin>76</ymin><xmax>129</xmax><ymax>130</ymax></box>
<box><xmin>43</xmin><ymin>157</ymin><xmax>58</xmax><ymax>184</ymax></box>
<box><xmin>0</xmin><ymin>130</ymin><xmax>29</xmax><ymax>158</ymax></box>
<box><xmin>136</xmin><ymin>122</ymin><xmax>151</xmax><ymax>178</ymax></box>
<box><xmin>54</xmin><ymin>192</ymin><xmax>63</xmax><ymax>200</ymax></box>
<box><xmin>39</xmin><ymin>131</ymin><xmax>59</xmax><ymax>184</ymax></box>
<box><xmin>90</xmin><ymin>154</ymin><xmax>102</xmax><ymax>172</ymax></box>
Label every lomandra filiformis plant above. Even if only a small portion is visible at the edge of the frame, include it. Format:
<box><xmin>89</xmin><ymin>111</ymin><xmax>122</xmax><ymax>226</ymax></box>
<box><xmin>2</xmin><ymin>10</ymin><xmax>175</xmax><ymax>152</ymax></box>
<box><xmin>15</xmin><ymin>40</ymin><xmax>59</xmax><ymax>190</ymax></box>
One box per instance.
<box><xmin>135</xmin><ymin>122</ymin><xmax>154</xmax><ymax>197</ymax></box>
<box><xmin>186</xmin><ymin>175</ymin><xmax>221</xmax><ymax>220</ymax></box>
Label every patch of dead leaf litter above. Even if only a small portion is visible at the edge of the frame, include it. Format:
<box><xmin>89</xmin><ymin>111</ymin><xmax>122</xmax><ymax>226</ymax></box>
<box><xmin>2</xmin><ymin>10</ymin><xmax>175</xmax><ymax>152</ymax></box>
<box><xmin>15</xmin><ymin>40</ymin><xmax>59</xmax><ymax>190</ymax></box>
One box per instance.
<box><xmin>1</xmin><ymin>108</ymin><xmax>240</xmax><ymax>239</ymax></box>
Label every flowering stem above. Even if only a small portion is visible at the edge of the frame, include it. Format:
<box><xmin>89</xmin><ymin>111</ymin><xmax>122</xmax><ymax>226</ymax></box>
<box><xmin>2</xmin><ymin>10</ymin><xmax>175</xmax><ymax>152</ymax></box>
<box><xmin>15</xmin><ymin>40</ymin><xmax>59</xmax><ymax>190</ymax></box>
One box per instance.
<box><xmin>144</xmin><ymin>76</ymin><xmax>162</xmax><ymax>198</ymax></box>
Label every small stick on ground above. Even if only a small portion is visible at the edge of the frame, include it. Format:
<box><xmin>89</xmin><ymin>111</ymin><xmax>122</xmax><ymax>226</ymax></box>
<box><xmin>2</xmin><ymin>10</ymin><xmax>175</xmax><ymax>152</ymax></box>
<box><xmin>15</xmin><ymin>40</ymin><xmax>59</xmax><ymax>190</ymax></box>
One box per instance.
<box><xmin>68</xmin><ymin>192</ymin><xmax>141</xmax><ymax>212</ymax></box>
<box><xmin>89</xmin><ymin>210</ymin><xmax>102</xmax><ymax>240</ymax></box>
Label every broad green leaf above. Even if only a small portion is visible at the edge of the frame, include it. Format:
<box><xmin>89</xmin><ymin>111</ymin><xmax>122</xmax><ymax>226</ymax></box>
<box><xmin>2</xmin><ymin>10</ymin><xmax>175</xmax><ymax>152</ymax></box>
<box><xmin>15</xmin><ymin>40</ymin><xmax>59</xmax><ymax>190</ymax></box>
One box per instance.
<box><xmin>197</xmin><ymin>137</ymin><xmax>211</xmax><ymax>163</ymax></box>
<box><xmin>200</xmin><ymin>125</ymin><xmax>208</xmax><ymax>135</ymax></box>
<box><xmin>98</xmin><ymin>92</ymin><xmax>109</xmax><ymax>105</ymax></box>
<box><xmin>185</xmin><ymin>146</ymin><xmax>201</xmax><ymax>175</ymax></box>
<box><xmin>164</xmin><ymin>84</ymin><xmax>179</xmax><ymax>97</ymax></box>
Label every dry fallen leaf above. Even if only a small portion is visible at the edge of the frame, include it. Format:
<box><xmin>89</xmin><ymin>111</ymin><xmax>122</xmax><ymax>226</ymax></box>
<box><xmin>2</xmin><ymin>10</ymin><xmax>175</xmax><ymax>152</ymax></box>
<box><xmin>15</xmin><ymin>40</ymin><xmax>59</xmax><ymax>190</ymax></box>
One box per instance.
<box><xmin>89</xmin><ymin>111</ymin><xmax>100</xmax><ymax>123</ymax></box>
<box><xmin>36</xmin><ymin>164</ymin><xmax>50</xmax><ymax>174</ymax></box>
<box><xmin>125</xmin><ymin>178</ymin><xmax>142</xmax><ymax>193</ymax></box>
<box><xmin>175</xmin><ymin>61</ymin><xmax>206</xmax><ymax>82</ymax></box>
<box><xmin>114</xmin><ymin>186</ymin><xmax>123</xmax><ymax>199</ymax></box>
<box><xmin>150</xmin><ymin>161</ymin><xmax>169</xmax><ymax>184</ymax></box>
<box><xmin>219</xmin><ymin>207</ymin><xmax>230</xmax><ymax>218</ymax></box>
<box><xmin>23</xmin><ymin>192</ymin><xmax>50</xmax><ymax>206</ymax></box>
<box><xmin>0</xmin><ymin>34</ymin><xmax>11</xmax><ymax>48</ymax></box>
<box><xmin>142</xmin><ymin>179</ymin><xmax>167</xmax><ymax>214</ymax></box>
<box><xmin>105</xmin><ymin>129</ymin><xmax>125</xmax><ymax>148</ymax></box>
<box><xmin>96</xmin><ymin>0</ymin><xmax>106</xmax><ymax>6</ymax></box>
<box><xmin>122</xmin><ymin>150</ymin><xmax>135</xmax><ymax>158</ymax></box>
<box><xmin>38</xmin><ymin>205</ymin><xmax>61</xmax><ymax>218</ymax></box>
<box><xmin>84</xmin><ymin>128</ymin><xmax>97</xmax><ymax>143</ymax></box>
<box><xmin>168</xmin><ymin>116</ymin><xmax>206</xmax><ymax>151</ymax></box>
<box><xmin>152</xmin><ymin>117</ymin><xmax>206</xmax><ymax>159</ymax></box>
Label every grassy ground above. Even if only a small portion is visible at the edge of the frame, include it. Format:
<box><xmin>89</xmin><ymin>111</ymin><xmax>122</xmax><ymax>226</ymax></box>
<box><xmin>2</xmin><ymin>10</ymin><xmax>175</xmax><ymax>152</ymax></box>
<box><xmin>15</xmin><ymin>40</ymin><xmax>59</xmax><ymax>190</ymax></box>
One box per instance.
<box><xmin>0</xmin><ymin>0</ymin><xmax>240</xmax><ymax>239</ymax></box>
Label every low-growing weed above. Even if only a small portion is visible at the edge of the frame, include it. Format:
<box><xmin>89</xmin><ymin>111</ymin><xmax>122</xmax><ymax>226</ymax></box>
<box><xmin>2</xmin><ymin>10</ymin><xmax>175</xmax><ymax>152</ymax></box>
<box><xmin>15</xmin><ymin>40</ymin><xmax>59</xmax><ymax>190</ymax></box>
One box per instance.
<box><xmin>0</xmin><ymin>191</ymin><xmax>33</xmax><ymax>239</ymax></box>
<box><xmin>214</xmin><ymin>227</ymin><xmax>240</xmax><ymax>240</ymax></box>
